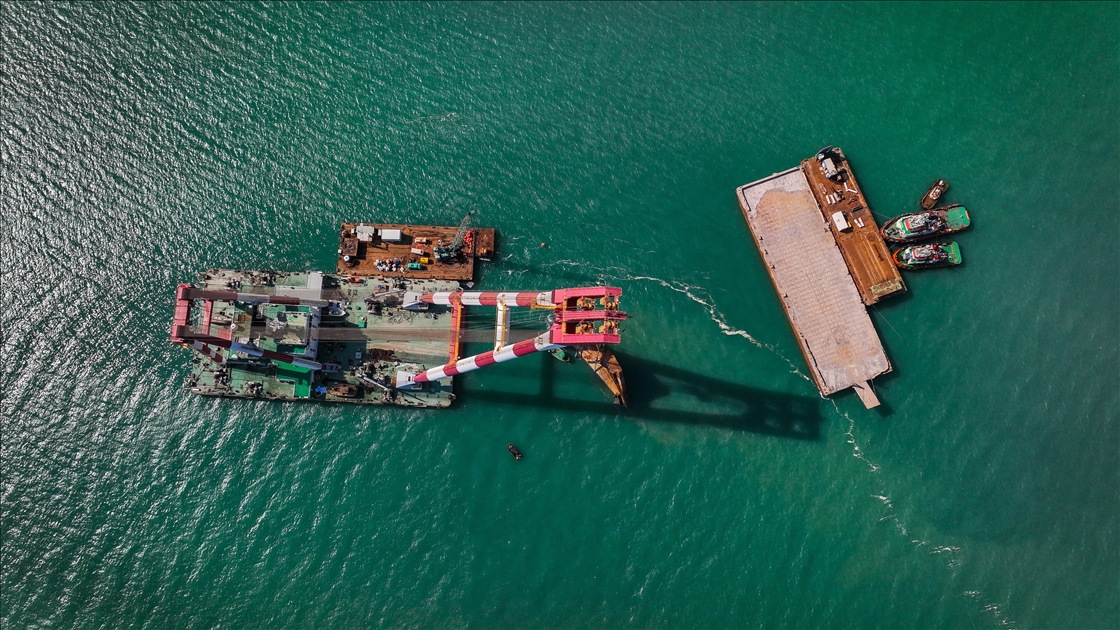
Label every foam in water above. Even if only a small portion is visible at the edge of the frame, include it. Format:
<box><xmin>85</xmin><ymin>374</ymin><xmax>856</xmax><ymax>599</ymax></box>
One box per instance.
<box><xmin>572</xmin><ymin>261</ymin><xmax>1019</xmax><ymax>629</ymax></box>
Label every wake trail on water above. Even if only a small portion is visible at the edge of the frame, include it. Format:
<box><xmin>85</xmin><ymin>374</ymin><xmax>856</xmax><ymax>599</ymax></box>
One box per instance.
<box><xmin>543</xmin><ymin>261</ymin><xmax>813</xmax><ymax>383</ymax></box>
<box><xmin>543</xmin><ymin>260</ymin><xmax>1016</xmax><ymax>629</ymax></box>
<box><xmin>823</xmin><ymin>376</ymin><xmax>1014</xmax><ymax>628</ymax></box>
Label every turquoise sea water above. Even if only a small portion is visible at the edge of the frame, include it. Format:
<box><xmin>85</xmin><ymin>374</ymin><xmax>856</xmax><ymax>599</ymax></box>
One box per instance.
<box><xmin>2</xmin><ymin>2</ymin><xmax>1117</xmax><ymax>628</ymax></box>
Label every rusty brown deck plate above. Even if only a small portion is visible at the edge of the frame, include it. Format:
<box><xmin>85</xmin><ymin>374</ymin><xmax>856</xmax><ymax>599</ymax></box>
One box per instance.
<box><xmin>800</xmin><ymin>149</ymin><xmax>905</xmax><ymax>305</ymax></box>
<box><xmin>336</xmin><ymin>223</ymin><xmax>496</xmax><ymax>281</ymax></box>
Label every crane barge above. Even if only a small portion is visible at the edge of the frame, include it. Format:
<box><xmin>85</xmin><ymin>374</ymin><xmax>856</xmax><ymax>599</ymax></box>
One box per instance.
<box><xmin>172</xmin><ymin>228</ymin><xmax>628</xmax><ymax>408</ymax></box>
<box><xmin>432</xmin><ymin>210</ymin><xmax>474</xmax><ymax>263</ymax></box>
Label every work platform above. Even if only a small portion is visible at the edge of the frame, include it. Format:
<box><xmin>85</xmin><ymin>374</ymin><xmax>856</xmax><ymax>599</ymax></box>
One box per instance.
<box><xmin>801</xmin><ymin>148</ymin><xmax>904</xmax><ymax>305</ymax></box>
<box><xmin>737</xmin><ymin>151</ymin><xmax>900</xmax><ymax>408</ymax></box>
<box><xmin>336</xmin><ymin>222</ymin><xmax>496</xmax><ymax>281</ymax></box>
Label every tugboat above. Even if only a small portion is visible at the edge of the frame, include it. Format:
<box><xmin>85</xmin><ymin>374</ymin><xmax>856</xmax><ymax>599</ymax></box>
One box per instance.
<box><xmin>881</xmin><ymin>204</ymin><xmax>971</xmax><ymax>243</ymax></box>
<box><xmin>920</xmin><ymin>179</ymin><xmax>949</xmax><ymax>210</ymax></box>
<box><xmin>892</xmin><ymin>242</ymin><xmax>962</xmax><ymax>269</ymax></box>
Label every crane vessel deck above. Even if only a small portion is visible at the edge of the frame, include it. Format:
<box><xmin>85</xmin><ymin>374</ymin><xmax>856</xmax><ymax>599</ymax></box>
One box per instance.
<box><xmin>174</xmin><ymin>269</ymin><xmax>461</xmax><ymax>407</ymax></box>
<box><xmin>172</xmin><ymin>221</ymin><xmax>629</xmax><ymax>409</ymax></box>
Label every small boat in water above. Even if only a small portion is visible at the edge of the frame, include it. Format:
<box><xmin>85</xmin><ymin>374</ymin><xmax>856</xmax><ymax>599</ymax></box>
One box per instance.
<box><xmin>892</xmin><ymin>242</ymin><xmax>962</xmax><ymax>269</ymax></box>
<box><xmin>881</xmin><ymin>204</ymin><xmax>971</xmax><ymax>243</ymax></box>
<box><xmin>920</xmin><ymin>179</ymin><xmax>949</xmax><ymax>210</ymax></box>
<box><xmin>507</xmin><ymin>444</ymin><xmax>523</xmax><ymax>460</ymax></box>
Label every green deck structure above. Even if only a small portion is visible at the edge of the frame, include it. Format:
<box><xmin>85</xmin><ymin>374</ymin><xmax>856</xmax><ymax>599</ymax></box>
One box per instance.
<box><xmin>275</xmin><ymin>363</ymin><xmax>313</xmax><ymax>398</ymax></box>
<box><xmin>177</xmin><ymin>269</ymin><xmax>462</xmax><ymax>407</ymax></box>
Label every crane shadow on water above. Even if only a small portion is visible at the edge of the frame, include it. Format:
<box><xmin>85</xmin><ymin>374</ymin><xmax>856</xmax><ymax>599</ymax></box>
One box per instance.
<box><xmin>462</xmin><ymin>352</ymin><xmax>824</xmax><ymax>441</ymax></box>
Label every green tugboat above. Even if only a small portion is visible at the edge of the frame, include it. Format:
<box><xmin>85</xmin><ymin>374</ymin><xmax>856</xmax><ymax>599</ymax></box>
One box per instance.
<box><xmin>892</xmin><ymin>242</ymin><xmax>962</xmax><ymax>269</ymax></box>
<box><xmin>881</xmin><ymin>204</ymin><xmax>971</xmax><ymax>243</ymax></box>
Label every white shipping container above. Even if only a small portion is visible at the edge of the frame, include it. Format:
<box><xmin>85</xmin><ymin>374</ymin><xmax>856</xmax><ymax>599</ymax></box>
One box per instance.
<box><xmin>355</xmin><ymin>225</ymin><xmax>377</xmax><ymax>242</ymax></box>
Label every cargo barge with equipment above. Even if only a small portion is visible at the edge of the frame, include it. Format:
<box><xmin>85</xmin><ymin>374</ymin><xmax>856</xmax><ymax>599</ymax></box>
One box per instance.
<box><xmin>736</xmin><ymin>147</ymin><xmax>904</xmax><ymax>408</ymax></box>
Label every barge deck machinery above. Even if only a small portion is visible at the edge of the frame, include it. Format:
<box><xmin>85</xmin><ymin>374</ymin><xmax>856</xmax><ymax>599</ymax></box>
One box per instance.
<box><xmin>337</xmin><ymin>216</ymin><xmax>496</xmax><ymax>281</ymax></box>
<box><xmin>172</xmin><ymin>269</ymin><xmax>461</xmax><ymax>407</ymax></box>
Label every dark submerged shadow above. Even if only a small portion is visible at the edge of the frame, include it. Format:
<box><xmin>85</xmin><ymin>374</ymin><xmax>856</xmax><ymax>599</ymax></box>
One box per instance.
<box><xmin>462</xmin><ymin>352</ymin><xmax>824</xmax><ymax>441</ymax></box>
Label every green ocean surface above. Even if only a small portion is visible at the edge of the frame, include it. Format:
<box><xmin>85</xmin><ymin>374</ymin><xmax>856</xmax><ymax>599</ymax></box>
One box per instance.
<box><xmin>2</xmin><ymin>2</ymin><xmax>1117</xmax><ymax>628</ymax></box>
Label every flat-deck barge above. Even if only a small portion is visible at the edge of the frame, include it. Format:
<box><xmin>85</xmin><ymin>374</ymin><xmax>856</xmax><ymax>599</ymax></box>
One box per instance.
<box><xmin>736</xmin><ymin>148</ymin><xmax>902</xmax><ymax>408</ymax></box>
<box><xmin>337</xmin><ymin>222</ymin><xmax>496</xmax><ymax>281</ymax></box>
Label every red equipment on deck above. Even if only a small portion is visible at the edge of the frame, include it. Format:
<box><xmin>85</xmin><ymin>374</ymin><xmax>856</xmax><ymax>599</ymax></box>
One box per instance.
<box><xmin>170</xmin><ymin>283</ymin><xmax>323</xmax><ymax>370</ymax></box>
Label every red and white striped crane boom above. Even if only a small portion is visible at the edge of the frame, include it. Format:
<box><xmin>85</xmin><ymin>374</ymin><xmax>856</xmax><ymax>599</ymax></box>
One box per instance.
<box><xmin>395</xmin><ymin>286</ymin><xmax>626</xmax><ymax>389</ymax></box>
